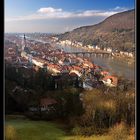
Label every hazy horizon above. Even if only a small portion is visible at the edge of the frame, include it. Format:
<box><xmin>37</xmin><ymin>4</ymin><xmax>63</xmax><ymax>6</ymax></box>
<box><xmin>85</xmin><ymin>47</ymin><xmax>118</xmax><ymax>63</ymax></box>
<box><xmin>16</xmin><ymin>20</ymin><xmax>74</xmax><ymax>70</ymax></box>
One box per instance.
<box><xmin>5</xmin><ymin>0</ymin><xmax>135</xmax><ymax>33</ymax></box>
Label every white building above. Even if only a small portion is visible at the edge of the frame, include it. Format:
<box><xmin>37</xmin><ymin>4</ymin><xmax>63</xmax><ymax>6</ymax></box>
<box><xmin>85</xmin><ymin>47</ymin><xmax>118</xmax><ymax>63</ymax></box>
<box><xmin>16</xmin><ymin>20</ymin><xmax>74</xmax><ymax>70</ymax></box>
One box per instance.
<box><xmin>87</xmin><ymin>45</ymin><xmax>93</xmax><ymax>49</ymax></box>
<box><xmin>128</xmin><ymin>52</ymin><xmax>134</xmax><ymax>57</ymax></box>
<box><xmin>95</xmin><ymin>45</ymin><xmax>100</xmax><ymax>50</ymax></box>
<box><xmin>107</xmin><ymin>48</ymin><xmax>112</xmax><ymax>52</ymax></box>
<box><xmin>120</xmin><ymin>51</ymin><xmax>124</xmax><ymax>55</ymax></box>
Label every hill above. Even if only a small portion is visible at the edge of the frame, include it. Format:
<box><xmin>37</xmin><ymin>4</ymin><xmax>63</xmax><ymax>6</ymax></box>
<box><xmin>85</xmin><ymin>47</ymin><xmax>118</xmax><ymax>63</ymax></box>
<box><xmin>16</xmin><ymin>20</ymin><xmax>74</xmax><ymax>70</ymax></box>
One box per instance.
<box><xmin>58</xmin><ymin>9</ymin><xmax>135</xmax><ymax>52</ymax></box>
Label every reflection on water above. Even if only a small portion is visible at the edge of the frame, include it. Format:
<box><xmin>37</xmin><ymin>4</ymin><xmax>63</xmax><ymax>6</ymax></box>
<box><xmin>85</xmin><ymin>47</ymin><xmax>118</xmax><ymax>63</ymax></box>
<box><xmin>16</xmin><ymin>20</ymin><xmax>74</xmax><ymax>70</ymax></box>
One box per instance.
<box><xmin>90</xmin><ymin>56</ymin><xmax>135</xmax><ymax>81</ymax></box>
<box><xmin>56</xmin><ymin>44</ymin><xmax>135</xmax><ymax>81</ymax></box>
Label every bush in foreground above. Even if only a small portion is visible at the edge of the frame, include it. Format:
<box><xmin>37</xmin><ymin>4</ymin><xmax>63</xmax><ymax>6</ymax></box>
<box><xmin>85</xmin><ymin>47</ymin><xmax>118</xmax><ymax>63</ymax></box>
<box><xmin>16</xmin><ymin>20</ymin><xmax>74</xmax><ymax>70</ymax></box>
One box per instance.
<box><xmin>109</xmin><ymin>122</ymin><xmax>129</xmax><ymax>140</ymax></box>
<box><xmin>5</xmin><ymin>125</ymin><xmax>19</xmax><ymax>140</ymax></box>
<box><xmin>72</xmin><ymin>125</ymin><xmax>107</xmax><ymax>136</ymax></box>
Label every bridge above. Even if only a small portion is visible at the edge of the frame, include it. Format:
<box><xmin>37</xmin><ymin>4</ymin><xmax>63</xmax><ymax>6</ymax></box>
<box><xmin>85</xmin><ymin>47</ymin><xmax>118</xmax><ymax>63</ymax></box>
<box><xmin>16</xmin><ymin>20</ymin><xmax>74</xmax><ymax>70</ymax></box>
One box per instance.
<box><xmin>65</xmin><ymin>50</ymin><xmax>112</xmax><ymax>57</ymax></box>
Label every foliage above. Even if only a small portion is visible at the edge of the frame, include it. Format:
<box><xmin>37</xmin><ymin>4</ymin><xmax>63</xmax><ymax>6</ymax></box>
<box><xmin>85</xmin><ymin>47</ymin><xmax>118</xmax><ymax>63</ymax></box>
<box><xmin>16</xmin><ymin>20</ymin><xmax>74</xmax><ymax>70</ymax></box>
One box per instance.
<box><xmin>51</xmin><ymin>88</ymin><xmax>84</xmax><ymax>118</ymax></box>
<box><xmin>5</xmin><ymin>125</ymin><xmax>19</xmax><ymax>140</ymax></box>
<box><xmin>109</xmin><ymin>122</ymin><xmax>129</xmax><ymax>140</ymax></box>
<box><xmin>70</xmin><ymin>86</ymin><xmax>135</xmax><ymax>136</ymax></box>
<box><xmin>129</xmin><ymin>127</ymin><xmax>135</xmax><ymax>140</ymax></box>
<box><xmin>72</xmin><ymin>125</ymin><xmax>107</xmax><ymax>136</ymax></box>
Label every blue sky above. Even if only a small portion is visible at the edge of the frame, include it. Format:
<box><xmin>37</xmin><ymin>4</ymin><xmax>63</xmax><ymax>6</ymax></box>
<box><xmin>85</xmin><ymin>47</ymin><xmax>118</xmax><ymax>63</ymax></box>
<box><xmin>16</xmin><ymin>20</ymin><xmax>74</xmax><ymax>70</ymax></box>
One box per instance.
<box><xmin>5</xmin><ymin>0</ymin><xmax>135</xmax><ymax>33</ymax></box>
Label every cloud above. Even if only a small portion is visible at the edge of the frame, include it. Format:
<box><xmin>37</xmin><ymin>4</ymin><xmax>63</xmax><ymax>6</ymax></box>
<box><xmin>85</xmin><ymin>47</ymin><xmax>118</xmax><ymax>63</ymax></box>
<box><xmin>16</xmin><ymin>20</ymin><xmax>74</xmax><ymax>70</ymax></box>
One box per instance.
<box><xmin>5</xmin><ymin>7</ymin><xmax>129</xmax><ymax>22</ymax></box>
<box><xmin>112</xmin><ymin>6</ymin><xmax>129</xmax><ymax>11</ymax></box>
<box><xmin>79</xmin><ymin>10</ymin><xmax>117</xmax><ymax>17</ymax></box>
<box><xmin>37</xmin><ymin>7</ymin><xmax>62</xmax><ymax>13</ymax></box>
<box><xmin>114</xmin><ymin>6</ymin><xmax>122</xmax><ymax>10</ymax></box>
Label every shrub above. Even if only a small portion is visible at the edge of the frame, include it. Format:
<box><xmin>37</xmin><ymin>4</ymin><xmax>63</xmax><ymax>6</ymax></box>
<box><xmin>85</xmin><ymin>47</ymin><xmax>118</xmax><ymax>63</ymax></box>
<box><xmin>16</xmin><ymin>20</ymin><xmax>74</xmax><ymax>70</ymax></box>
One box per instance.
<box><xmin>72</xmin><ymin>126</ymin><xmax>82</xmax><ymax>135</ymax></box>
<box><xmin>129</xmin><ymin>127</ymin><xmax>135</xmax><ymax>140</ymax></box>
<box><xmin>72</xmin><ymin>125</ymin><xmax>107</xmax><ymax>136</ymax></box>
<box><xmin>5</xmin><ymin>125</ymin><xmax>19</xmax><ymax>140</ymax></box>
<box><xmin>109</xmin><ymin>122</ymin><xmax>129</xmax><ymax>140</ymax></box>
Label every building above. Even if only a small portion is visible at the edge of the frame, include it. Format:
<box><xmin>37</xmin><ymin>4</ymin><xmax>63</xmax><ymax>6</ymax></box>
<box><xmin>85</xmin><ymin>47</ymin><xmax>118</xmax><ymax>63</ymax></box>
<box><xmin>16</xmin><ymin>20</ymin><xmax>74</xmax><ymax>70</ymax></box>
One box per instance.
<box><xmin>102</xmin><ymin>75</ymin><xmax>118</xmax><ymax>87</ymax></box>
<box><xmin>40</xmin><ymin>97</ymin><xmax>57</xmax><ymax>111</ymax></box>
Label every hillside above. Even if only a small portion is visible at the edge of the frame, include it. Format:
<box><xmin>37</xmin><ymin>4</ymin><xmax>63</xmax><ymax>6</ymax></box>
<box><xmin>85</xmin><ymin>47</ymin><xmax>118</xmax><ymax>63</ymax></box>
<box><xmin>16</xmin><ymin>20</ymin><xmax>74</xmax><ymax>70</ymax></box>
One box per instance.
<box><xmin>58</xmin><ymin>9</ymin><xmax>135</xmax><ymax>52</ymax></box>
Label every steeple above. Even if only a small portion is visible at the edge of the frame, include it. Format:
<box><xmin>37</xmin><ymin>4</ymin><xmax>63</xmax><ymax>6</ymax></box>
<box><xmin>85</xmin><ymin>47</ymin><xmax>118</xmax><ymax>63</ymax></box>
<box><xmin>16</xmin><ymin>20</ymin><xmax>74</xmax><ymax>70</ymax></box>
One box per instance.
<box><xmin>22</xmin><ymin>34</ymin><xmax>26</xmax><ymax>51</ymax></box>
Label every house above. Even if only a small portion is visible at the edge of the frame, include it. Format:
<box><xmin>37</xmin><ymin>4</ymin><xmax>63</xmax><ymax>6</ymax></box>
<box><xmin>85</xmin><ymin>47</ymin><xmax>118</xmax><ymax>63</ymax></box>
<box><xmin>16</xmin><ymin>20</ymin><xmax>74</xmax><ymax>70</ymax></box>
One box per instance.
<box><xmin>101</xmin><ymin>71</ymin><xmax>109</xmax><ymax>76</ymax></box>
<box><xmin>40</xmin><ymin>98</ymin><xmax>57</xmax><ymax>111</ymax></box>
<box><xmin>124</xmin><ymin>52</ymin><xmax>129</xmax><ymax>56</ymax></box>
<box><xmin>87</xmin><ymin>45</ymin><xmax>92</xmax><ymax>49</ymax></box>
<box><xmin>61</xmin><ymin>65</ymin><xmax>70</xmax><ymax>73</ymax></box>
<box><xmin>47</xmin><ymin>63</ymin><xmax>61</xmax><ymax>74</ymax></box>
<box><xmin>8</xmin><ymin>48</ymin><xmax>15</xmax><ymax>55</ymax></box>
<box><xmin>128</xmin><ymin>52</ymin><xmax>134</xmax><ymax>57</ymax></box>
<box><xmin>95</xmin><ymin>45</ymin><xmax>100</xmax><ymax>50</ymax></box>
<box><xmin>102</xmin><ymin>75</ymin><xmax>118</xmax><ymax>87</ymax></box>
<box><xmin>65</xmin><ymin>40</ymin><xmax>72</xmax><ymax>45</ymax></box>
<box><xmin>77</xmin><ymin>42</ymin><xmax>83</xmax><ymax>47</ymax></box>
<box><xmin>120</xmin><ymin>51</ymin><xmax>124</xmax><ymax>55</ymax></box>
<box><xmin>29</xmin><ymin>97</ymin><xmax>57</xmax><ymax>112</ymax></box>
<box><xmin>63</xmin><ymin>57</ymin><xmax>71</xmax><ymax>65</ymax></box>
<box><xmin>107</xmin><ymin>48</ymin><xmax>112</xmax><ymax>52</ymax></box>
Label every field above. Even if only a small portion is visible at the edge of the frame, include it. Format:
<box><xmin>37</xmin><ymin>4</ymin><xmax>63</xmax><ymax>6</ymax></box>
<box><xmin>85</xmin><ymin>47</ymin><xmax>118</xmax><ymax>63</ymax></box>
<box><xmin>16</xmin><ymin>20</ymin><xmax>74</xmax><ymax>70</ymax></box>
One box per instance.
<box><xmin>5</xmin><ymin>115</ymin><xmax>113</xmax><ymax>140</ymax></box>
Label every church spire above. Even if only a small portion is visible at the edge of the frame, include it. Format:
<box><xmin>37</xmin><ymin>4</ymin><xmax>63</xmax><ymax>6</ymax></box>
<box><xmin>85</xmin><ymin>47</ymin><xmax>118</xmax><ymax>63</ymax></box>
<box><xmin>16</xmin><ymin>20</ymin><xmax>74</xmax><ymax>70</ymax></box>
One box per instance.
<box><xmin>22</xmin><ymin>34</ymin><xmax>26</xmax><ymax>51</ymax></box>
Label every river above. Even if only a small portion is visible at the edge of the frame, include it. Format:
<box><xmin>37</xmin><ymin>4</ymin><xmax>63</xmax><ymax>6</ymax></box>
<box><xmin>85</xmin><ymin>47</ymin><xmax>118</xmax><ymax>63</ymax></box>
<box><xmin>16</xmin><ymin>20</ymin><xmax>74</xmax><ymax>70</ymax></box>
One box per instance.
<box><xmin>56</xmin><ymin>43</ymin><xmax>135</xmax><ymax>81</ymax></box>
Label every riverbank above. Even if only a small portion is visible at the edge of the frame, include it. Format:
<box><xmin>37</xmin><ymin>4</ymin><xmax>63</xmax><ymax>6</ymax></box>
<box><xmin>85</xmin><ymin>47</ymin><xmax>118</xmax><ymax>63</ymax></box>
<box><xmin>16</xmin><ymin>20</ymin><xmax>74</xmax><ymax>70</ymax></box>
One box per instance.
<box><xmin>58</xmin><ymin>42</ymin><xmax>135</xmax><ymax>64</ymax></box>
<box><xmin>75</xmin><ymin>46</ymin><xmax>135</xmax><ymax>66</ymax></box>
<box><xmin>113</xmin><ymin>54</ymin><xmax>135</xmax><ymax>65</ymax></box>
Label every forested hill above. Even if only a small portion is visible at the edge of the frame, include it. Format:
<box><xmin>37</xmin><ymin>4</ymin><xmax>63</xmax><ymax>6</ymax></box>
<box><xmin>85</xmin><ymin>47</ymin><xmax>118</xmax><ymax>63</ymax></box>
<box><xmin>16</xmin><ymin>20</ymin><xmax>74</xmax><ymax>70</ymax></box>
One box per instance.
<box><xmin>58</xmin><ymin>9</ymin><xmax>135</xmax><ymax>52</ymax></box>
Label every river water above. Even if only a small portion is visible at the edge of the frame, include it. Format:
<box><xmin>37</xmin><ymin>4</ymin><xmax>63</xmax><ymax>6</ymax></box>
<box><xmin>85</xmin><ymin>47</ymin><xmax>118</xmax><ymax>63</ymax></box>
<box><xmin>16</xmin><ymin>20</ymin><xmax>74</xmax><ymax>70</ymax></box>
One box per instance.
<box><xmin>56</xmin><ymin>43</ymin><xmax>135</xmax><ymax>81</ymax></box>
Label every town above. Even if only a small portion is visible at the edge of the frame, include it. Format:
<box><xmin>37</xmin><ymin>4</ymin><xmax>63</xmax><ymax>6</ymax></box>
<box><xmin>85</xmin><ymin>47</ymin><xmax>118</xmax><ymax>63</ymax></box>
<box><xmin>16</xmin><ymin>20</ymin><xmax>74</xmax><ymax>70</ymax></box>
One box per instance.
<box><xmin>5</xmin><ymin>33</ymin><xmax>135</xmax><ymax>139</ymax></box>
<box><xmin>5</xmin><ymin>33</ymin><xmax>119</xmax><ymax>89</ymax></box>
<box><xmin>5</xmin><ymin>0</ymin><xmax>135</xmax><ymax>139</ymax></box>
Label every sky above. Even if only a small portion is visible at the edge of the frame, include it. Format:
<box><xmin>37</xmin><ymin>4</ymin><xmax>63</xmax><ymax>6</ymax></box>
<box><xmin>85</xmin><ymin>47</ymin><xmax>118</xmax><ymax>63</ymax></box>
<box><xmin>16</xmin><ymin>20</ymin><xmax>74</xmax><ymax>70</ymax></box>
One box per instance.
<box><xmin>5</xmin><ymin>0</ymin><xmax>135</xmax><ymax>33</ymax></box>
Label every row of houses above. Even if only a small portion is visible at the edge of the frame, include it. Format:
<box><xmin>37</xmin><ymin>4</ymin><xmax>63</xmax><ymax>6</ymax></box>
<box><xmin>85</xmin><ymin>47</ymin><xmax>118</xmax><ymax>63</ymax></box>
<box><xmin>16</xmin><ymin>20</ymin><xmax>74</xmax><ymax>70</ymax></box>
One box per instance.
<box><xmin>58</xmin><ymin>39</ymin><xmax>135</xmax><ymax>58</ymax></box>
<box><xmin>59</xmin><ymin>40</ymin><xmax>113</xmax><ymax>52</ymax></box>
<box><xmin>119</xmin><ymin>51</ymin><xmax>134</xmax><ymax>58</ymax></box>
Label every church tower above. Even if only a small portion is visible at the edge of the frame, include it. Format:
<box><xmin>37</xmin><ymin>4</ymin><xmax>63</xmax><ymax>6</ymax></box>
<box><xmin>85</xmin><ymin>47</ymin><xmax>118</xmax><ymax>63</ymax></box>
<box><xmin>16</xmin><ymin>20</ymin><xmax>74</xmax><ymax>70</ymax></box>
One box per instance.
<box><xmin>22</xmin><ymin>34</ymin><xmax>26</xmax><ymax>51</ymax></box>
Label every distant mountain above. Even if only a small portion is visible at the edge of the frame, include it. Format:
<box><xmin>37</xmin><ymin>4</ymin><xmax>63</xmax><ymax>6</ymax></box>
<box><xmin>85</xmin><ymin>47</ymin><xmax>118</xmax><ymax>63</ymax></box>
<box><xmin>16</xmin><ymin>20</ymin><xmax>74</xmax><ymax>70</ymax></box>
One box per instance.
<box><xmin>58</xmin><ymin>9</ymin><xmax>135</xmax><ymax>52</ymax></box>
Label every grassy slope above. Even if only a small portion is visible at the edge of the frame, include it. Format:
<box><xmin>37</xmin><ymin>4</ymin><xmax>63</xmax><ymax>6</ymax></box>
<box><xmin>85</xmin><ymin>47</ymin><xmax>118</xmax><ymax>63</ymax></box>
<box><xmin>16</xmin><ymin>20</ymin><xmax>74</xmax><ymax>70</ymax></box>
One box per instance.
<box><xmin>6</xmin><ymin>118</ymin><xmax>65</xmax><ymax>140</ymax></box>
<box><xmin>5</xmin><ymin>116</ymin><xmax>111</xmax><ymax>140</ymax></box>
